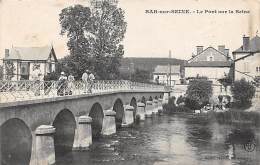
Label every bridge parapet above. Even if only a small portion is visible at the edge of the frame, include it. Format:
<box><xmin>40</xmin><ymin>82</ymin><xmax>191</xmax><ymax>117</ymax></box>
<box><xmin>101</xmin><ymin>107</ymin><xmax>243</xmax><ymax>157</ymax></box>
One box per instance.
<box><xmin>0</xmin><ymin>80</ymin><xmax>165</xmax><ymax>103</ymax></box>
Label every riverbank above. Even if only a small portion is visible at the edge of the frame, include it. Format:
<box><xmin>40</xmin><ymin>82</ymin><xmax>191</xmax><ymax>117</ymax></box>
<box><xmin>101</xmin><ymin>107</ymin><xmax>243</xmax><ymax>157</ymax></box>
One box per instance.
<box><xmin>167</xmin><ymin>109</ymin><xmax>260</xmax><ymax>127</ymax></box>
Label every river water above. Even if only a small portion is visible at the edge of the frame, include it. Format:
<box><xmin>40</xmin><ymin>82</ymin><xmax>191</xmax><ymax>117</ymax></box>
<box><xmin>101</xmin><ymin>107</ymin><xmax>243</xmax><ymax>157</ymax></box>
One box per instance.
<box><xmin>56</xmin><ymin>114</ymin><xmax>260</xmax><ymax>165</ymax></box>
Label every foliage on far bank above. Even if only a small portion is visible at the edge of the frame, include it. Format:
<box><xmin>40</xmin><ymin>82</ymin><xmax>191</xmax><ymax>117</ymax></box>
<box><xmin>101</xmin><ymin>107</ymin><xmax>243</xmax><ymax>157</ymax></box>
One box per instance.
<box><xmin>59</xmin><ymin>2</ymin><xmax>127</xmax><ymax>80</ymax></box>
<box><xmin>130</xmin><ymin>68</ymin><xmax>151</xmax><ymax>83</ymax></box>
<box><xmin>185</xmin><ymin>79</ymin><xmax>213</xmax><ymax>110</ymax></box>
<box><xmin>163</xmin><ymin>96</ymin><xmax>192</xmax><ymax>113</ymax></box>
<box><xmin>231</xmin><ymin>78</ymin><xmax>256</xmax><ymax>107</ymax></box>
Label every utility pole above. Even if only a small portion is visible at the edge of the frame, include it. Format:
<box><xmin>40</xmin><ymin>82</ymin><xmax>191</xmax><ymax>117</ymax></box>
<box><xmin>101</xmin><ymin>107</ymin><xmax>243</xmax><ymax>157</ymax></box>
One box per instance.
<box><xmin>169</xmin><ymin>50</ymin><xmax>172</xmax><ymax>87</ymax></box>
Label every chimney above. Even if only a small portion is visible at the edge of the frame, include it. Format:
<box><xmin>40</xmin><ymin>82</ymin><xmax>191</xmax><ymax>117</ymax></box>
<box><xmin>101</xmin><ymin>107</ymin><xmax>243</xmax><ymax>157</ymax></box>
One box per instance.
<box><xmin>196</xmin><ymin>46</ymin><xmax>203</xmax><ymax>55</ymax></box>
<box><xmin>5</xmin><ymin>49</ymin><xmax>9</xmax><ymax>58</ymax></box>
<box><xmin>218</xmin><ymin>45</ymin><xmax>225</xmax><ymax>53</ymax></box>
<box><xmin>224</xmin><ymin>48</ymin><xmax>229</xmax><ymax>58</ymax></box>
<box><xmin>243</xmin><ymin>35</ymin><xmax>250</xmax><ymax>51</ymax></box>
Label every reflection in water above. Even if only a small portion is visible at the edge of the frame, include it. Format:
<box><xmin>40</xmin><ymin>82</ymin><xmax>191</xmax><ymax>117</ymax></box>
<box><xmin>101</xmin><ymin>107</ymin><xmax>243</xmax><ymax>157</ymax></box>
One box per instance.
<box><xmin>56</xmin><ymin>115</ymin><xmax>260</xmax><ymax>165</ymax></box>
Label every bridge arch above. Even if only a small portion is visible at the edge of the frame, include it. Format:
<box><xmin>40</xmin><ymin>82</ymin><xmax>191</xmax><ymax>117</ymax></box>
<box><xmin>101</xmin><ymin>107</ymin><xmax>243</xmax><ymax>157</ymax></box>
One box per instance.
<box><xmin>89</xmin><ymin>103</ymin><xmax>104</xmax><ymax>138</ymax></box>
<box><xmin>130</xmin><ymin>97</ymin><xmax>137</xmax><ymax>120</ymax></box>
<box><xmin>0</xmin><ymin>118</ymin><xmax>32</xmax><ymax>165</ymax></box>
<box><xmin>113</xmin><ymin>98</ymin><xmax>124</xmax><ymax>129</ymax></box>
<box><xmin>53</xmin><ymin>109</ymin><xmax>76</xmax><ymax>157</ymax></box>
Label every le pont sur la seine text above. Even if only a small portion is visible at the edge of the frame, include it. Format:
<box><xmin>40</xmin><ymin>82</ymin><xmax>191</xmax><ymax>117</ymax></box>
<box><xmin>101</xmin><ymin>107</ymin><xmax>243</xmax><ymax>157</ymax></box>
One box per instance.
<box><xmin>145</xmin><ymin>9</ymin><xmax>250</xmax><ymax>14</ymax></box>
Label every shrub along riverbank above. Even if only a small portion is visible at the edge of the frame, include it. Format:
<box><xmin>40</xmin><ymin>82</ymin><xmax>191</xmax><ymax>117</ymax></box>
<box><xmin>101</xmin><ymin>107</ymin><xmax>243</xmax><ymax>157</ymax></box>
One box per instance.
<box><xmin>163</xmin><ymin>102</ymin><xmax>260</xmax><ymax>127</ymax></box>
<box><xmin>162</xmin><ymin>95</ymin><xmax>260</xmax><ymax>127</ymax></box>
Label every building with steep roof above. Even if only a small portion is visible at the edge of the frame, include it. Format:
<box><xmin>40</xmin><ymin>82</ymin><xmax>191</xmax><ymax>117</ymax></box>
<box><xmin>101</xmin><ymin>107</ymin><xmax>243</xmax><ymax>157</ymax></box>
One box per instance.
<box><xmin>232</xmin><ymin>35</ymin><xmax>260</xmax><ymax>82</ymax></box>
<box><xmin>185</xmin><ymin>45</ymin><xmax>232</xmax><ymax>83</ymax></box>
<box><xmin>2</xmin><ymin>45</ymin><xmax>58</xmax><ymax>80</ymax></box>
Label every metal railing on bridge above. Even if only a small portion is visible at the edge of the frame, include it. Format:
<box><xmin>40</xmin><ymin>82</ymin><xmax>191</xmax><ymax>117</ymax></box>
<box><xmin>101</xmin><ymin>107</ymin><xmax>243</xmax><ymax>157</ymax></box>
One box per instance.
<box><xmin>0</xmin><ymin>80</ymin><xmax>165</xmax><ymax>103</ymax></box>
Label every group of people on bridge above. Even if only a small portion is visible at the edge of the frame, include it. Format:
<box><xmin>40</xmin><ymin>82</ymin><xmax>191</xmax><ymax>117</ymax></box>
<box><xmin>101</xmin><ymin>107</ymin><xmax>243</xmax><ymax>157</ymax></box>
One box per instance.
<box><xmin>56</xmin><ymin>69</ymin><xmax>95</xmax><ymax>96</ymax></box>
<box><xmin>31</xmin><ymin>66</ymin><xmax>95</xmax><ymax>96</ymax></box>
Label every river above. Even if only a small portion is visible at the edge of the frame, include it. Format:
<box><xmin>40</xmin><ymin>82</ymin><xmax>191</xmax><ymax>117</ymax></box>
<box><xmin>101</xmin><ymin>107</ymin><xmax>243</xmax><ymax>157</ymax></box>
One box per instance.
<box><xmin>56</xmin><ymin>114</ymin><xmax>260</xmax><ymax>165</ymax></box>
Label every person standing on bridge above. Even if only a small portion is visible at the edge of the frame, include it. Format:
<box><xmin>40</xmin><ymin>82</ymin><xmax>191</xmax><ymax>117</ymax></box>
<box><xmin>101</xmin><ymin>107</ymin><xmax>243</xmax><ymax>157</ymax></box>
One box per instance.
<box><xmin>57</xmin><ymin>72</ymin><xmax>67</xmax><ymax>96</ymax></box>
<box><xmin>87</xmin><ymin>70</ymin><xmax>95</xmax><ymax>93</ymax></box>
<box><xmin>68</xmin><ymin>72</ymin><xmax>75</xmax><ymax>95</ymax></box>
<box><xmin>31</xmin><ymin>65</ymin><xmax>42</xmax><ymax>96</ymax></box>
<box><xmin>82</xmin><ymin>69</ymin><xmax>89</xmax><ymax>93</ymax></box>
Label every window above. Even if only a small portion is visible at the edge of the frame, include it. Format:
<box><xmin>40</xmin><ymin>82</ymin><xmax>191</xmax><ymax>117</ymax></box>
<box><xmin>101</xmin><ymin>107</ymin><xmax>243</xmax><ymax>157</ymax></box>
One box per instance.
<box><xmin>209</xmin><ymin>57</ymin><xmax>213</xmax><ymax>61</ymax></box>
<box><xmin>257</xmin><ymin>66</ymin><xmax>260</xmax><ymax>72</ymax></box>
<box><xmin>49</xmin><ymin>63</ymin><xmax>52</xmax><ymax>73</ymax></box>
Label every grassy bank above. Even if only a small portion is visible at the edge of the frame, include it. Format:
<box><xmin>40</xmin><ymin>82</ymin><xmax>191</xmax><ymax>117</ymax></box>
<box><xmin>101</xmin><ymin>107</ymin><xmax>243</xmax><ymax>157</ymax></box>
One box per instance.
<box><xmin>213</xmin><ymin>110</ymin><xmax>260</xmax><ymax>127</ymax></box>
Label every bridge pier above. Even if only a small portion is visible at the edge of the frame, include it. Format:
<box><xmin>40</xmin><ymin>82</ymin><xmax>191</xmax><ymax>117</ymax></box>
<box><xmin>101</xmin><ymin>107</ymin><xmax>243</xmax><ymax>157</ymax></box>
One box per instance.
<box><xmin>136</xmin><ymin>102</ymin><xmax>145</xmax><ymax>121</ymax></box>
<box><xmin>102</xmin><ymin>110</ymin><xmax>116</xmax><ymax>135</ymax></box>
<box><xmin>122</xmin><ymin>105</ymin><xmax>134</xmax><ymax>127</ymax></box>
<box><xmin>34</xmin><ymin>125</ymin><xmax>56</xmax><ymax>165</ymax></box>
<box><xmin>73</xmin><ymin>116</ymin><xmax>92</xmax><ymax>150</ymax></box>
<box><xmin>145</xmin><ymin>101</ymin><xmax>153</xmax><ymax>118</ymax></box>
<box><xmin>152</xmin><ymin>99</ymin><xmax>159</xmax><ymax>115</ymax></box>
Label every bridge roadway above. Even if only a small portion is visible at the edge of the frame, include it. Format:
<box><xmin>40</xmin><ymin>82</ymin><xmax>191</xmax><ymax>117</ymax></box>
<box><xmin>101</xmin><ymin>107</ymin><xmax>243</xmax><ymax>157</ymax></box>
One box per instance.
<box><xmin>0</xmin><ymin>80</ymin><xmax>169</xmax><ymax>165</ymax></box>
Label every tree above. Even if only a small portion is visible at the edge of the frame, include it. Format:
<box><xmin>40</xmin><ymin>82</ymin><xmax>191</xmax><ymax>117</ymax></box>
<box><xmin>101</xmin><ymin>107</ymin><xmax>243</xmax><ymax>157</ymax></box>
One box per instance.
<box><xmin>176</xmin><ymin>95</ymin><xmax>185</xmax><ymax>105</ymax></box>
<box><xmin>185</xmin><ymin>79</ymin><xmax>213</xmax><ymax>110</ymax></box>
<box><xmin>131</xmin><ymin>68</ymin><xmax>151</xmax><ymax>83</ymax></box>
<box><xmin>59</xmin><ymin>2</ymin><xmax>127</xmax><ymax>79</ymax></box>
<box><xmin>0</xmin><ymin>65</ymin><xmax>3</xmax><ymax>80</ymax></box>
<box><xmin>231</xmin><ymin>78</ymin><xmax>255</xmax><ymax>106</ymax></box>
<box><xmin>4</xmin><ymin>61</ymin><xmax>16</xmax><ymax>80</ymax></box>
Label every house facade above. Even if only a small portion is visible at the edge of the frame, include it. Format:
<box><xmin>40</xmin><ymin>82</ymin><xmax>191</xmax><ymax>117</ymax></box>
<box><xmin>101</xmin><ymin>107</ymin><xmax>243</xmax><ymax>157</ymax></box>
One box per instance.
<box><xmin>153</xmin><ymin>65</ymin><xmax>181</xmax><ymax>85</ymax></box>
<box><xmin>232</xmin><ymin>35</ymin><xmax>260</xmax><ymax>82</ymax></box>
<box><xmin>185</xmin><ymin>45</ymin><xmax>232</xmax><ymax>84</ymax></box>
<box><xmin>2</xmin><ymin>45</ymin><xmax>58</xmax><ymax>80</ymax></box>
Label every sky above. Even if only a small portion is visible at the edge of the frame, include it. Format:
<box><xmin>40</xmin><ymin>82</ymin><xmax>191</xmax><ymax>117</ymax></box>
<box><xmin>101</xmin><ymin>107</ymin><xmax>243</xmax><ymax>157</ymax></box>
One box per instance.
<box><xmin>0</xmin><ymin>0</ymin><xmax>259</xmax><ymax>60</ymax></box>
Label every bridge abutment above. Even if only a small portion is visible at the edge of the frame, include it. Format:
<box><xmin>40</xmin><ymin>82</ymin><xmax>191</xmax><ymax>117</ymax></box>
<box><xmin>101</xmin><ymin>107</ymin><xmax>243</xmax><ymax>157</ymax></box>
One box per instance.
<box><xmin>145</xmin><ymin>101</ymin><xmax>153</xmax><ymax>118</ymax></box>
<box><xmin>136</xmin><ymin>102</ymin><xmax>146</xmax><ymax>121</ymax></box>
<box><xmin>122</xmin><ymin>105</ymin><xmax>134</xmax><ymax>127</ymax></box>
<box><xmin>102</xmin><ymin>110</ymin><xmax>116</xmax><ymax>135</ymax></box>
<box><xmin>73</xmin><ymin>116</ymin><xmax>92</xmax><ymax>150</ymax></box>
<box><xmin>34</xmin><ymin>125</ymin><xmax>56</xmax><ymax>165</ymax></box>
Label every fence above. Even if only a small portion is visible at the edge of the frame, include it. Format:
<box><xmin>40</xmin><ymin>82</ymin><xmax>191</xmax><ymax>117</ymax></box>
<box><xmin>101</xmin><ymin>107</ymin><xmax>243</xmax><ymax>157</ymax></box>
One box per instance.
<box><xmin>0</xmin><ymin>80</ymin><xmax>165</xmax><ymax>103</ymax></box>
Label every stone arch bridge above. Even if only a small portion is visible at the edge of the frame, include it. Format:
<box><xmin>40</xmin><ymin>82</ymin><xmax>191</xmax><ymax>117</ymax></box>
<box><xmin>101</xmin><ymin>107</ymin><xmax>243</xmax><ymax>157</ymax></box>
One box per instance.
<box><xmin>0</xmin><ymin>80</ymin><xmax>169</xmax><ymax>165</ymax></box>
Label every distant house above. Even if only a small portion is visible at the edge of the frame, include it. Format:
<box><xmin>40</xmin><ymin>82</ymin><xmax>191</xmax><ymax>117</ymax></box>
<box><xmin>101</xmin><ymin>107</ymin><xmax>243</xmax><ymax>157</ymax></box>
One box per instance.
<box><xmin>153</xmin><ymin>65</ymin><xmax>181</xmax><ymax>85</ymax></box>
<box><xmin>119</xmin><ymin>57</ymin><xmax>185</xmax><ymax>81</ymax></box>
<box><xmin>232</xmin><ymin>35</ymin><xmax>260</xmax><ymax>82</ymax></box>
<box><xmin>2</xmin><ymin>45</ymin><xmax>58</xmax><ymax>80</ymax></box>
<box><xmin>185</xmin><ymin>45</ymin><xmax>232</xmax><ymax>83</ymax></box>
